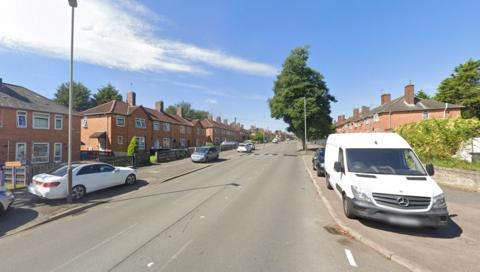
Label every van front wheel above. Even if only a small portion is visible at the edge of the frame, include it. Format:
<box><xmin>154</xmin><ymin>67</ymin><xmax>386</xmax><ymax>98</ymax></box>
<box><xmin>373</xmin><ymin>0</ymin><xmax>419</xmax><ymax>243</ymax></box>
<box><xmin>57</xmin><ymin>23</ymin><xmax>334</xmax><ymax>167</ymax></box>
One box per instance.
<box><xmin>343</xmin><ymin>196</ymin><xmax>356</xmax><ymax>219</ymax></box>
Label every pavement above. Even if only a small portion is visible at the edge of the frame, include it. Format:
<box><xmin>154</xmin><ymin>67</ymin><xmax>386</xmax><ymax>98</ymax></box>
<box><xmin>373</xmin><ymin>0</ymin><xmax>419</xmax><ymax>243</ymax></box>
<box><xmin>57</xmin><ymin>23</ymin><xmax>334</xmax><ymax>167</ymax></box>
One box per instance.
<box><xmin>303</xmin><ymin>152</ymin><xmax>480</xmax><ymax>272</ymax></box>
<box><xmin>0</xmin><ymin>142</ymin><xmax>406</xmax><ymax>272</ymax></box>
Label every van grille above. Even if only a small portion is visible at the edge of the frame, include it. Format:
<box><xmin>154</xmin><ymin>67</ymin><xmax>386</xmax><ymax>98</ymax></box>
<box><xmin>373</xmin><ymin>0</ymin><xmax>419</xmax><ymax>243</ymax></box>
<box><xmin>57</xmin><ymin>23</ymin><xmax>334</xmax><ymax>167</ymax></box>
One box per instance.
<box><xmin>372</xmin><ymin>193</ymin><xmax>431</xmax><ymax>210</ymax></box>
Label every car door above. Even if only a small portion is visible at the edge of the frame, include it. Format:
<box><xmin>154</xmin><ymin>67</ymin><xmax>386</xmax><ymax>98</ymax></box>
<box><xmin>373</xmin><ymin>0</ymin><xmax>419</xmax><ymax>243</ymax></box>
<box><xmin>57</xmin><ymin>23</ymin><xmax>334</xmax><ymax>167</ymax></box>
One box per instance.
<box><xmin>98</xmin><ymin>164</ymin><xmax>121</xmax><ymax>187</ymax></box>
<box><xmin>75</xmin><ymin>165</ymin><xmax>98</xmax><ymax>193</ymax></box>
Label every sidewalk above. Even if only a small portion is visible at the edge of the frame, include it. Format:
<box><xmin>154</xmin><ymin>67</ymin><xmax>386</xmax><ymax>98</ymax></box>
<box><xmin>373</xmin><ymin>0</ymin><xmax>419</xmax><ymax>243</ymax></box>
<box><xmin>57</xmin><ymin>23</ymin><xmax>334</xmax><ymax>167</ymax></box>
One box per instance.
<box><xmin>0</xmin><ymin>149</ymin><xmax>240</xmax><ymax>237</ymax></box>
<box><xmin>302</xmin><ymin>154</ymin><xmax>480</xmax><ymax>272</ymax></box>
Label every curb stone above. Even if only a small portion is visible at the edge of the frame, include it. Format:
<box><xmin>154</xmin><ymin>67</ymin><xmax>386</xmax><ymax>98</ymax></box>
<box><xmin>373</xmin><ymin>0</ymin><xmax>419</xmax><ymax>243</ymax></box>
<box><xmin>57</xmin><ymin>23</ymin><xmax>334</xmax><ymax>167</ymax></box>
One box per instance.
<box><xmin>301</xmin><ymin>155</ymin><xmax>431</xmax><ymax>272</ymax></box>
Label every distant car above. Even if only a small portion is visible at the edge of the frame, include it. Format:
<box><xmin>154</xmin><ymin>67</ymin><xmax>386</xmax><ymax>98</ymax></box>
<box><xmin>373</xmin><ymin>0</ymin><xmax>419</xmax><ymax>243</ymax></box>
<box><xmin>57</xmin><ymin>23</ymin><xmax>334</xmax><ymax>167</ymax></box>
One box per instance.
<box><xmin>29</xmin><ymin>163</ymin><xmax>137</xmax><ymax>200</ymax></box>
<box><xmin>237</xmin><ymin>143</ymin><xmax>252</xmax><ymax>153</ymax></box>
<box><xmin>272</xmin><ymin>138</ymin><xmax>278</xmax><ymax>143</ymax></box>
<box><xmin>244</xmin><ymin>140</ymin><xmax>256</xmax><ymax>150</ymax></box>
<box><xmin>0</xmin><ymin>186</ymin><xmax>14</xmax><ymax>213</ymax></box>
<box><xmin>191</xmin><ymin>146</ymin><xmax>220</xmax><ymax>162</ymax></box>
<box><xmin>312</xmin><ymin>148</ymin><xmax>326</xmax><ymax>176</ymax></box>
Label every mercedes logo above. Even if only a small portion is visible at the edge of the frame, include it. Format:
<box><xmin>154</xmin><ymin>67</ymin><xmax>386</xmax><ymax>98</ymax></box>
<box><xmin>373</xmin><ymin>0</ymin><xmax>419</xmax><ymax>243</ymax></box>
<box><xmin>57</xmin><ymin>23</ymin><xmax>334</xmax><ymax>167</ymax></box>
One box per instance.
<box><xmin>397</xmin><ymin>197</ymin><xmax>410</xmax><ymax>207</ymax></box>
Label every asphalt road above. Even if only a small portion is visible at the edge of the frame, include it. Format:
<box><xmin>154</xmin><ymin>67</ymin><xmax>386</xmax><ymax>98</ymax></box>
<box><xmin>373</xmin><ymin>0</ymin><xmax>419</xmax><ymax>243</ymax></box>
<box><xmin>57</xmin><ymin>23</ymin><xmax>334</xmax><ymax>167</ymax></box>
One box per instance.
<box><xmin>0</xmin><ymin>142</ymin><xmax>406</xmax><ymax>272</ymax></box>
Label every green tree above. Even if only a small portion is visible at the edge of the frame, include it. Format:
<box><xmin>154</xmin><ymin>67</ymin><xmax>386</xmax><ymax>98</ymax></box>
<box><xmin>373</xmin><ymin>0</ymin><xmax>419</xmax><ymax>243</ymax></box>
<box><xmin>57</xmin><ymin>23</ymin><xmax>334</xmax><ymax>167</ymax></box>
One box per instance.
<box><xmin>268</xmin><ymin>46</ymin><xmax>336</xmax><ymax>150</ymax></box>
<box><xmin>92</xmin><ymin>84</ymin><xmax>122</xmax><ymax>106</ymax></box>
<box><xmin>435</xmin><ymin>59</ymin><xmax>480</xmax><ymax>118</ymax></box>
<box><xmin>127</xmin><ymin>136</ymin><xmax>138</xmax><ymax>156</ymax></box>
<box><xmin>416</xmin><ymin>90</ymin><xmax>430</xmax><ymax>99</ymax></box>
<box><xmin>166</xmin><ymin>101</ymin><xmax>210</xmax><ymax>119</ymax></box>
<box><xmin>53</xmin><ymin>82</ymin><xmax>92</xmax><ymax>112</ymax></box>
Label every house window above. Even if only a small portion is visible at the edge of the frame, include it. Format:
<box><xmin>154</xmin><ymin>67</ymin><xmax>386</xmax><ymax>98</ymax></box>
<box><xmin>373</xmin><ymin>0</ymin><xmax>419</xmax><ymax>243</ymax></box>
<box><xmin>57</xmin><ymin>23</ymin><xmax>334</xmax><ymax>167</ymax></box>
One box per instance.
<box><xmin>54</xmin><ymin>143</ymin><xmax>62</xmax><ymax>162</ymax></box>
<box><xmin>15</xmin><ymin>143</ymin><xmax>27</xmax><ymax>163</ymax></box>
<box><xmin>137</xmin><ymin>136</ymin><xmax>146</xmax><ymax>150</ymax></box>
<box><xmin>117</xmin><ymin>136</ymin><xmax>124</xmax><ymax>145</ymax></box>
<box><xmin>135</xmin><ymin>118</ymin><xmax>146</xmax><ymax>128</ymax></box>
<box><xmin>153</xmin><ymin>121</ymin><xmax>160</xmax><ymax>131</ymax></box>
<box><xmin>373</xmin><ymin>114</ymin><xmax>379</xmax><ymax>123</ymax></box>
<box><xmin>163</xmin><ymin>122</ymin><xmax>171</xmax><ymax>132</ymax></box>
<box><xmin>179</xmin><ymin>126</ymin><xmax>185</xmax><ymax>134</ymax></box>
<box><xmin>423</xmin><ymin>111</ymin><xmax>429</xmax><ymax>120</ymax></box>
<box><xmin>196</xmin><ymin>139</ymin><xmax>201</xmax><ymax>147</ymax></box>
<box><xmin>196</xmin><ymin>127</ymin><xmax>201</xmax><ymax>135</ymax></box>
<box><xmin>32</xmin><ymin>143</ymin><xmax>49</xmax><ymax>163</ymax></box>
<box><xmin>154</xmin><ymin>139</ymin><xmax>160</xmax><ymax>149</ymax></box>
<box><xmin>180</xmin><ymin>138</ymin><xmax>186</xmax><ymax>147</ymax></box>
<box><xmin>17</xmin><ymin>111</ymin><xmax>27</xmax><ymax>128</ymax></box>
<box><xmin>82</xmin><ymin>117</ymin><xmax>88</xmax><ymax>128</ymax></box>
<box><xmin>162</xmin><ymin>138</ymin><xmax>170</xmax><ymax>148</ymax></box>
<box><xmin>55</xmin><ymin>115</ymin><xmax>63</xmax><ymax>130</ymax></box>
<box><xmin>33</xmin><ymin>112</ymin><xmax>50</xmax><ymax>129</ymax></box>
<box><xmin>116</xmin><ymin>116</ymin><xmax>125</xmax><ymax>127</ymax></box>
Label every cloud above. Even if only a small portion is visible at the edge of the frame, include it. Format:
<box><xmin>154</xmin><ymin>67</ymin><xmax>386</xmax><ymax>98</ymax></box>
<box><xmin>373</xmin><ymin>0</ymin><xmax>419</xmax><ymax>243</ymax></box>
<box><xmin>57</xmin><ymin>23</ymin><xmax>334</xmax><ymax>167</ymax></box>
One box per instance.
<box><xmin>0</xmin><ymin>0</ymin><xmax>277</xmax><ymax>76</ymax></box>
<box><xmin>205</xmin><ymin>98</ymin><xmax>218</xmax><ymax>104</ymax></box>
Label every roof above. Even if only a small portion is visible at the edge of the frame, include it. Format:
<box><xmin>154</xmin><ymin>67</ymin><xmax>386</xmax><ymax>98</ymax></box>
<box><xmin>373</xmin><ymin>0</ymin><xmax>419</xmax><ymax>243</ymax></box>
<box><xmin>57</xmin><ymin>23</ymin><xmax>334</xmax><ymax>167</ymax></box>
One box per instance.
<box><xmin>338</xmin><ymin>96</ymin><xmax>464</xmax><ymax>126</ymax></box>
<box><xmin>327</xmin><ymin>133</ymin><xmax>410</xmax><ymax>149</ymax></box>
<box><xmin>0</xmin><ymin>82</ymin><xmax>74</xmax><ymax>114</ymax></box>
<box><xmin>89</xmin><ymin>131</ymin><xmax>106</xmax><ymax>138</ymax></box>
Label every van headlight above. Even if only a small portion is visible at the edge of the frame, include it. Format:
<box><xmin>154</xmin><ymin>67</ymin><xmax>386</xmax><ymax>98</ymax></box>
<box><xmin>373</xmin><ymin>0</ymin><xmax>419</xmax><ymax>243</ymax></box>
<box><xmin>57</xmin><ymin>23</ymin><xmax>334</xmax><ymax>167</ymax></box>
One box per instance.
<box><xmin>351</xmin><ymin>185</ymin><xmax>372</xmax><ymax>203</ymax></box>
<box><xmin>433</xmin><ymin>194</ymin><xmax>447</xmax><ymax>209</ymax></box>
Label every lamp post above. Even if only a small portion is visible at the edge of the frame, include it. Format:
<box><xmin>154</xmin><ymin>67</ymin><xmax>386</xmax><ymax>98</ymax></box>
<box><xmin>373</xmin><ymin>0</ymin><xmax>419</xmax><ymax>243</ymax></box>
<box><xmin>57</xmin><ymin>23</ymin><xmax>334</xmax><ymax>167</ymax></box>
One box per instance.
<box><xmin>67</xmin><ymin>0</ymin><xmax>77</xmax><ymax>203</ymax></box>
<box><xmin>304</xmin><ymin>97</ymin><xmax>307</xmax><ymax>152</ymax></box>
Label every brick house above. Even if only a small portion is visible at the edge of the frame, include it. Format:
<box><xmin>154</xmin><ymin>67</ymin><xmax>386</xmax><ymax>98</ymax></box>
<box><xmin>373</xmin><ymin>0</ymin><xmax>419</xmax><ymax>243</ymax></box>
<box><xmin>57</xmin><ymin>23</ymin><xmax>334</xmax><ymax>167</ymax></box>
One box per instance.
<box><xmin>335</xmin><ymin>84</ymin><xmax>464</xmax><ymax>133</ymax></box>
<box><xmin>201</xmin><ymin>115</ymin><xmax>245</xmax><ymax>144</ymax></box>
<box><xmin>0</xmin><ymin>79</ymin><xmax>81</xmax><ymax>165</ymax></box>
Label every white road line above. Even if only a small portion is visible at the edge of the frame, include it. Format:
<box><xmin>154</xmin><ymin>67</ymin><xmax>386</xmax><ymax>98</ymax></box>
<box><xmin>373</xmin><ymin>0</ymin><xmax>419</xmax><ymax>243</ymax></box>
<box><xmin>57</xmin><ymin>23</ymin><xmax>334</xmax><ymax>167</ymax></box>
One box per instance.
<box><xmin>158</xmin><ymin>240</ymin><xmax>193</xmax><ymax>272</ymax></box>
<box><xmin>345</xmin><ymin>249</ymin><xmax>358</xmax><ymax>267</ymax></box>
<box><xmin>146</xmin><ymin>262</ymin><xmax>154</xmax><ymax>268</ymax></box>
<box><xmin>51</xmin><ymin>223</ymin><xmax>138</xmax><ymax>272</ymax></box>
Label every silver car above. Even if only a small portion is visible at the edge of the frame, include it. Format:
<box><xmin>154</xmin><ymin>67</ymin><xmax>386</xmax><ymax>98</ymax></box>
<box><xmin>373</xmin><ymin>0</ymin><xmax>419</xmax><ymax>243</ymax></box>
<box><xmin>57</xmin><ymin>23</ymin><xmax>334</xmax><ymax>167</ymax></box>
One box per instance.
<box><xmin>191</xmin><ymin>146</ymin><xmax>220</xmax><ymax>162</ymax></box>
<box><xmin>0</xmin><ymin>186</ymin><xmax>14</xmax><ymax>213</ymax></box>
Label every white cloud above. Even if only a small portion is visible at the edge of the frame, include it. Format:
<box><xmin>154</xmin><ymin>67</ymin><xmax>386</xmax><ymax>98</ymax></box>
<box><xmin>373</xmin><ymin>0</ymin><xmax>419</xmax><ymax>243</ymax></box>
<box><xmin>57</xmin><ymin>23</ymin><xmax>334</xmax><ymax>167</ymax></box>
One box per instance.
<box><xmin>0</xmin><ymin>0</ymin><xmax>277</xmax><ymax>76</ymax></box>
<box><xmin>205</xmin><ymin>98</ymin><xmax>218</xmax><ymax>104</ymax></box>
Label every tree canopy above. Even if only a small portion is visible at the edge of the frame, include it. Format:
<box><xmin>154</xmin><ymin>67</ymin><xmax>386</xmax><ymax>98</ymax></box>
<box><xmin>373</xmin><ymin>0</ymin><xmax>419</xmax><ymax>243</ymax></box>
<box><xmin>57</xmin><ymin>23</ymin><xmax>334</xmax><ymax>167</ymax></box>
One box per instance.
<box><xmin>92</xmin><ymin>84</ymin><xmax>122</xmax><ymax>106</ymax></box>
<box><xmin>166</xmin><ymin>101</ymin><xmax>210</xmax><ymax>119</ymax></box>
<box><xmin>435</xmin><ymin>59</ymin><xmax>480</xmax><ymax>118</ymax></box>
<box><xmin>416</xmin><ymin>90</ymin><xmax>430</xmax><ymax>99</ymax></box>
<box><xmin>268</xmin><ymin>46</ymin><xmax>336</xmax><ymax>149</ymax></box>
<box><xmin>53</xmin><ymin>82</ymin><xmax>92</xmax><ymax>112</ymax></box>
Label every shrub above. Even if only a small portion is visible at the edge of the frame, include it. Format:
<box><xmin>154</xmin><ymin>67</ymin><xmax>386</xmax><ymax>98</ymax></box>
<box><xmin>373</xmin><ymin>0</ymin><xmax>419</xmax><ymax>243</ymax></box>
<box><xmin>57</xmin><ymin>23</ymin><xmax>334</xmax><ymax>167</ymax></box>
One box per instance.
<box><xmin>127</xmin><ymin>137</ymin><xmax>138</xmax><ymax>156</ymax></box>
<box><xmin>396</xmin><ymin>118</ymin><xmax>480</xmax><ymax>161</ymax></box>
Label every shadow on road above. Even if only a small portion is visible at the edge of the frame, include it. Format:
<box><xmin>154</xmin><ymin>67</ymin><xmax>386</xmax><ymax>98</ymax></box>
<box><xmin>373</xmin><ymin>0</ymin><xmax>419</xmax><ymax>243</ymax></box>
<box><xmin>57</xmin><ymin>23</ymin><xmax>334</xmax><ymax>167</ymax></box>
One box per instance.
<box><xmin>358</xmin><ymin>217</ymin><xmax>463</xmax><ymax>239</ymax></box>
<box><xmin>0</xmin><ymin>208</ymin><xmax>38</xmax><ymax>237</ymax></box>
<box><xmin>207</xmin><ymin>158</ymin><xmax>229</xmax><ymax>164</ymax></box>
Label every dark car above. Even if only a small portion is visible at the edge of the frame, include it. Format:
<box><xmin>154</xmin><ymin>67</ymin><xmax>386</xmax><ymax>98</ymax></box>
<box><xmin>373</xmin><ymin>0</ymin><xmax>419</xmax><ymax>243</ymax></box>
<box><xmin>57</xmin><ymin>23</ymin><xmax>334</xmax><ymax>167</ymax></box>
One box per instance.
<box><xmin>312</xmin><ymin>148</ymin><xmax>325</xmax><ymax>176</ymax></box>
<box><xmin>191</xmin><ymin>146</ymin><xmax>220</xmax><ymax>162</ymax></box>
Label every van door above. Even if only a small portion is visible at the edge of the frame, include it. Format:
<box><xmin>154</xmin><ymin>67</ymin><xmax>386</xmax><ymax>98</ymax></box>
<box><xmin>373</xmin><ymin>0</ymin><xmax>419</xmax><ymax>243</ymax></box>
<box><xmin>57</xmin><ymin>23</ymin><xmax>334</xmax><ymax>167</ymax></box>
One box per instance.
<box><xmin>333</xmin><ymin>148</ymin><xmax>347</xmax><ymax>195</ymax></box>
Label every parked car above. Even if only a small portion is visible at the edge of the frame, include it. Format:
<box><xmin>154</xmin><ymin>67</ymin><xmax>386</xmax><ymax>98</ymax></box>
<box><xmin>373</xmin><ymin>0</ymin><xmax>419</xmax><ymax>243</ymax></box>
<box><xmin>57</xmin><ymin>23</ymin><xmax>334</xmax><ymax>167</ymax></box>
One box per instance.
<box><xmin>29</xmin><ymin>163</ymin><xmax>137</xmax><ymax>200</ymax></box>
<box><xmin>312</xmin><ymin>147</ymin><xmax>326</xmax><ymax>176</ymax></box>
<box><xmin>272</xmin><ymin>138</ymin><xmax>278</xmax><ymax>144</ymax></box>
<box><xmin>237</xmin><ymin>143</ymin><xmax>252</xmax><ymax>153</ymax></box>
<box><xmin>324</xmin><ymin>133</ymin><xmax>448</xmax><ymax>228</ymax></box>
<box><xmin>191</xmin><ymin>146</ymin><xmax>220</xmax><ymax>162</ymax></box>
<box><xmin>0</xmin><ymin>186</ymin><xmax>14</xmax><ymax>213</ymax></box>
<box><xmin>244</xmin><ymin>140</ymin><xmax>256</xmax><ymax>150</ymax></box>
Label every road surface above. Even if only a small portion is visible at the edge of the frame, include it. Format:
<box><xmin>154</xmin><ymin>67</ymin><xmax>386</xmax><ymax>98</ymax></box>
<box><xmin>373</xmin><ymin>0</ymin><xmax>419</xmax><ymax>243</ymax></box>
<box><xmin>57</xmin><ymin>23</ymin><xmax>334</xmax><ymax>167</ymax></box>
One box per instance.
<box><xmin>0</xmin><ymin>143</ymin><xmax>405</xmax><ymax>272</ymax></box>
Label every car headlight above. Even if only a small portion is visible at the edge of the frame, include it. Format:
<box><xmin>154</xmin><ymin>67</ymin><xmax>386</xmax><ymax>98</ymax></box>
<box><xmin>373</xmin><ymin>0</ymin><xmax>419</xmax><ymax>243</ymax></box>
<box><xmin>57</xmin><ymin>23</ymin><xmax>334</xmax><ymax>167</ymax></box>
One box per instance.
<box><xmin>433</xmin><ymin>194</ymin><xmax>447</xmax><ymax>209</ymax></box>
<box><xmin>351</xmin><ymin>185</ymin><xmax>372</xmax><ymax>202</ymax></box>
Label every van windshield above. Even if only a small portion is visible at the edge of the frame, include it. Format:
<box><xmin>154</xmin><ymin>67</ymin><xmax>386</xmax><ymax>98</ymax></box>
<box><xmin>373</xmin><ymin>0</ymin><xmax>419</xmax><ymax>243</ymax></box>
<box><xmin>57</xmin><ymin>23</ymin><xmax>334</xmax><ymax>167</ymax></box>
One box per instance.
<box><xmin>346</xmin><ymin>148</ymin><xmax>426</xmax><ymax>176</ymax></box>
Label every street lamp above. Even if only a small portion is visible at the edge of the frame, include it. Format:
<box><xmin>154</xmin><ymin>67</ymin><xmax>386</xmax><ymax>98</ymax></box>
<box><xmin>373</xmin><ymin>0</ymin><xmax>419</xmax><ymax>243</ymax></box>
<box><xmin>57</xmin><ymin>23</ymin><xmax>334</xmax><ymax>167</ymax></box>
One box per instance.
<box><xmin>304</xmin><ymin>97</ymin><xmax>307</xmax><ymax>152</ymax></box>
<box><xmin>66</xmin><ymin>0</ymin><xmax>77</xmax><ymax>203</ymax></box>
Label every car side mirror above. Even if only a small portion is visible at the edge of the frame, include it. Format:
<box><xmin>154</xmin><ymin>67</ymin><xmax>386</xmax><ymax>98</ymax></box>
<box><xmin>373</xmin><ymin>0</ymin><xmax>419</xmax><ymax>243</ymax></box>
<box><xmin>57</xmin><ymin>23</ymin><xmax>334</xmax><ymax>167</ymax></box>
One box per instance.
<box><xmin>425</xmin><ymin>164</ymin><xmax>435</xmax><ymax>176</ymax></box>
<box><xmin>334</xmin><ymin>161</ymin><xmax>344</xmax><ymax>173</ymax></box>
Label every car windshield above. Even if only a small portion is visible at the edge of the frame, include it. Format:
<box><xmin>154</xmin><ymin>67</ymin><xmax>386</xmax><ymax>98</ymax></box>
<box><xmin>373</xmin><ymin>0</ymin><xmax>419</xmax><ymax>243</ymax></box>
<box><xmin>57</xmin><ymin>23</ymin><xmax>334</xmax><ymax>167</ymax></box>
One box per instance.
<box><xmin>239</xmin><ymin>143</ymin><xmax>246</xmax><ymax>146</ymax></box>
<box><xmin>346</xmin><ymin>148</ymin><xmax>426</xmax><ymax>176</ymax></box>
<box><xmin>47</xmin><ymin>165</ymin><xmax>79</xmax><ymax>177</ymax></box>
<box><xmin>195</xmin><ymin>148</ymin><xmax>209</xmax><ymax>153</ymax></box>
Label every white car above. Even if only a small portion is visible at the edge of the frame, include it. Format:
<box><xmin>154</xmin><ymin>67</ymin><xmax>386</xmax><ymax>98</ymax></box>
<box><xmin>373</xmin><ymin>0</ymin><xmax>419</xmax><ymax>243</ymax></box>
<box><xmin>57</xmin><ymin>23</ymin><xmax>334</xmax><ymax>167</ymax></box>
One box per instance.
<box><xmin>29</xmin><ymin>163</ymin><xmax>137</xmax><ymax>200</ymax></box>
<box><xmin>324</xmin><ymin>133</ymin><xmax>448</xmax><ymax>228</ymax></box>
<box><xmin>0</xmin><ymin>186</ymin><xmax>14</xmax><ymax>213</ymax></box>
<box><xmin>272</xmin><ymin>138</ymin><xmax>278</xmax><ymax>143</ymax></box>
<box><xmin>237</xmin><ymin>143</ymin><xmax>252</xmax><ymax>153</ymax></box>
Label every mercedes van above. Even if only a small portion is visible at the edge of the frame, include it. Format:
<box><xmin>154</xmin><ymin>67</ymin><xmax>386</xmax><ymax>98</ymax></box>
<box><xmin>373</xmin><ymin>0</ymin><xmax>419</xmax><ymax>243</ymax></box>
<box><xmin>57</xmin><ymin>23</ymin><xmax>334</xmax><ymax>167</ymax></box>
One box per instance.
<box><xmin>324</xmin><ymin>133</ymin><xmax>448</xmax><ymax>228</ymax></box>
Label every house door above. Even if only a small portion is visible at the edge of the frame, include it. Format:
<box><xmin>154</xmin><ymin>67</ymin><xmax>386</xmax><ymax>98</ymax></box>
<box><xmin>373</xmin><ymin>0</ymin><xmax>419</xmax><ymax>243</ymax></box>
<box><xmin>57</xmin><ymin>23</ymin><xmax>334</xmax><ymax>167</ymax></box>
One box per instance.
<box><xmin>99</xmin><ymin>137</ymin><xmax>107</xmax><ymax>150</ymax></box>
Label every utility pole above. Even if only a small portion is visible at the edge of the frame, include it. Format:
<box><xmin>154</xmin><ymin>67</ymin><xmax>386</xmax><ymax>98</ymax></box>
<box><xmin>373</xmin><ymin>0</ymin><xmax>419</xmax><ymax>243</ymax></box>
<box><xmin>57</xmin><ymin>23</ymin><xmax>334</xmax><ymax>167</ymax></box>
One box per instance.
<box><xmin>67</xmin><ymin>0</ymin><xmax>77</xmax><ymax>203</ymax></box>
<box><xmin>304</xmin><ymin>97</ymin><xmax>307</xmax><ymax>152</ymax></box>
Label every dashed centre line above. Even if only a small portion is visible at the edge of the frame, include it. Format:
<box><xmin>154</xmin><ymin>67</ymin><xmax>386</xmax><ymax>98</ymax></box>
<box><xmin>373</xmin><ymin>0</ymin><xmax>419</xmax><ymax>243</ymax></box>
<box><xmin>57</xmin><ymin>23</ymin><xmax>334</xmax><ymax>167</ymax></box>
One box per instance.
<box><xmin>344</xmin><ymin>249</ymin><xmax>358</xmax><ymax>267</ymax></box>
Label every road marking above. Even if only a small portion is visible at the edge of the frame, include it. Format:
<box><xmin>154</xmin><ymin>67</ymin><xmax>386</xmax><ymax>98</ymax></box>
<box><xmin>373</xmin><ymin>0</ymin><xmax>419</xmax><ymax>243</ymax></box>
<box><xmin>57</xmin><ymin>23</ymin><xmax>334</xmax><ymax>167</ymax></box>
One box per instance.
<box><xmin>51</xmin><ymin>223</ymin><xmax>138</xmax><ymax>272</ymax></box>
<box><xmin>158</xmin><ymin>240</ymin><xmax>193</xmax><ymax>272</ymax></box>
<box><xmin>344</xmin><ymin>249</ymin><xmax>358</xmax><ymax>267</ymax></box>
<box><xmin>147</xmin><ymin>262</ymin><xmax>154</xmax><ymax>268</ymax></box>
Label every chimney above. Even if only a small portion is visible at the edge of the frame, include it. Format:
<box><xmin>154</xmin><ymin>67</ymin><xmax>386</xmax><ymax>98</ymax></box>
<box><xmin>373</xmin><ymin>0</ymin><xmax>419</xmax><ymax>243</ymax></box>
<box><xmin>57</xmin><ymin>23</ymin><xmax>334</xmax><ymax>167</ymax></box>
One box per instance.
<box><xmin>208</xmin><ymin>114</ymin><xmax>213</xmax><ymax>121</ymax></box>
<box><xmin>216</xmin><ymin>116</ymin><xmax>222</xmax><ymax>123</ymax></box>
<box><xmin>155</xmin><ymin>101</ymin><xmax>164</xmax><ymax>112</ymax></box>
<box><xmin>381</xmin><ymin>93</ymin><xmax>391</xmax><ymax>105</ymax></box>
<box><xmin>337</xmin><ymin>115</ymin><xmax>343</xmax><ymax>123</ymax></box>
<box><xmin>361</xmin><ymin>106</ymin><xmax>370</xmax><ymax>115</ymax></box>
<box><xmin>223</xmin><ymin>119</ymin><xmax>228</xmax><ymax>125</ymax></box>
<box><xmin>234</xmin><ymin>117</ymin><xmax>237</xmax><ymax>124</ymax></box>
<box><xmin>127</xmin><ymin>91</ymin><xmax>136</xmax><ymax>106</ymax></box>
<box><xmin>176</xmin><ymin>106</ymin><xmax>183</xmax><ymax>117</ymax></box>
<box><xmin>404</xmin><ymin>84</ymin><xmax>415</xmax><ymax>105</ymax></box>
<box><xmin>353</xmin><ymin>108</ymin><xmax>360</xmax><ymax>118</ymax></box>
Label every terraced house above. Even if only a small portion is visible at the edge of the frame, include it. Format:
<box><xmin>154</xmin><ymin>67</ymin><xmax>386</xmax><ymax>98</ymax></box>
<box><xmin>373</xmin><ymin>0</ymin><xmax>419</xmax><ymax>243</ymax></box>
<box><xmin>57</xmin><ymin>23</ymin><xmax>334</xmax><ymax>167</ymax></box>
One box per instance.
<box><xmin>0</xmin><ymin>79</ymin><xmax>81</xmax><ymax>165</ymax></box>
<box><xmin>201</xmin><ymin>115</ymin><xmax>247</xmax><ymax>144</ymax></box>
<box><xmin>80</xmin><ymin>91</ymin><xmax>205</xmax><ymax>155</ymax></box>
<box><xmin>335</xmin><ymin>84</ymin><xmax>464</xmax><ymax>133</ymax></box>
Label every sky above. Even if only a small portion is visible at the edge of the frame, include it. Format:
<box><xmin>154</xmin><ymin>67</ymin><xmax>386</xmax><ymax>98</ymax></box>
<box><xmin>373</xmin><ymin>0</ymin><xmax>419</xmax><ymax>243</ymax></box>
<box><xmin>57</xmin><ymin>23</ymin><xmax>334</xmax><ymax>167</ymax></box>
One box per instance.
<box><xmin>0</xmin><ymin>0</ymin><xmax>479</xmax><ymax>131</ymax></box>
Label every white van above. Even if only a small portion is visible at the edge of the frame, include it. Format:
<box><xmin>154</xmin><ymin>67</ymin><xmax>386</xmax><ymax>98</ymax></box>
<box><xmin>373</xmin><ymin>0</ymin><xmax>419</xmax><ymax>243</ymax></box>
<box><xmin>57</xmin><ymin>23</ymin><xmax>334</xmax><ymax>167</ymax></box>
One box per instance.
<box><xmin>324</xmin><ymin>133</ymin><xmax>448</xmax><ymax>228</ymax></box>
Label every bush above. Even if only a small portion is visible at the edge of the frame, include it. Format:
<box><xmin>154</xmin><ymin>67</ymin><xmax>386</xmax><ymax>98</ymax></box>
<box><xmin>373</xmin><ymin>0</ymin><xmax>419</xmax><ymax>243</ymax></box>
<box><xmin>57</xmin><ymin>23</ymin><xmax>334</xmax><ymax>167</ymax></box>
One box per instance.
<box><xmin>127</xmin><ymin>137</ymin><xmax>138</xmax><ymax>156</ymax></box>
<box><xmin>396</xmin><ymin>118</ymin><xmax>480</xmax><ymax>161</ymax></box>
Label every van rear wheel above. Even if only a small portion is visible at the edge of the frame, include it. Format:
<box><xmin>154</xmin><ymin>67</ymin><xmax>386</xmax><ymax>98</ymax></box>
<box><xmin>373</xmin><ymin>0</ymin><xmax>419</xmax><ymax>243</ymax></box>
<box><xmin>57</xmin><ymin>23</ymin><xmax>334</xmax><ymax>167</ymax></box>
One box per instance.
<box><xmin>343</xmin><ymin>196</ymin><xmax>356</xmax><ymax>219</ymax></box>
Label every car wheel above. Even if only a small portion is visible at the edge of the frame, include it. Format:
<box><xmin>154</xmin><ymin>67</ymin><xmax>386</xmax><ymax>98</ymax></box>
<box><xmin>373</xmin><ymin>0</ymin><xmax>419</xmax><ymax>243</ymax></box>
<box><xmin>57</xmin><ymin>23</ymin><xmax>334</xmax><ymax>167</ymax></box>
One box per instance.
<box><xmin>325</xmin><ymin>174</ymin><xmax>333</xmax><ymax>189</ymax></box>
<box><xmin>71</xmin><ymin>185</ymin><xmax>86</xmax><ymax>200</ymax></box>
<box><xmin>343</xmin><ymin>195</ymin><xmax>356</xmax><ymax>219</ymax></box>
<box><xmin>125</xmin><ymin>174</ymin><xmax>136</xmax><ymax>185</ymax></box>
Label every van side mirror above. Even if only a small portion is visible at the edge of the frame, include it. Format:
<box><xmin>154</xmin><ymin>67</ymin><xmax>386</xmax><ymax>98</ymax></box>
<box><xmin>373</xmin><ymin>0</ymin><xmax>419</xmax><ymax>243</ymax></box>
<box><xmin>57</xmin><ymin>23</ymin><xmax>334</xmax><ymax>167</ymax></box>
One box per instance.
<box><xmin>334</xmin><ymin>161</ymin><xmax>344</xmax><ymax>173</ymax></box>
<box><xmin>425</xmin><ymin>164</ymin><xmax>435</xmax><ymax>176</ymax></box>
